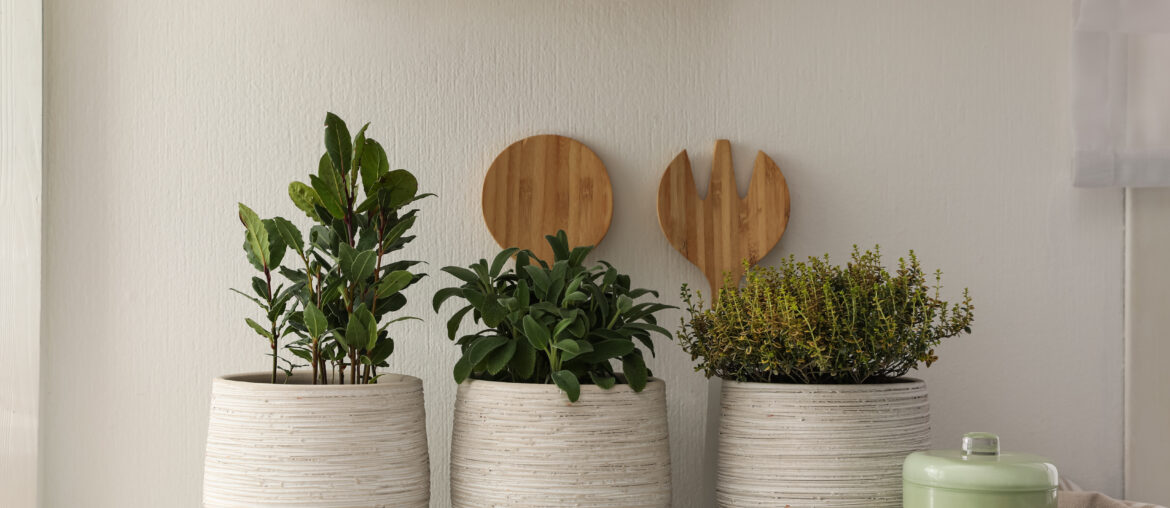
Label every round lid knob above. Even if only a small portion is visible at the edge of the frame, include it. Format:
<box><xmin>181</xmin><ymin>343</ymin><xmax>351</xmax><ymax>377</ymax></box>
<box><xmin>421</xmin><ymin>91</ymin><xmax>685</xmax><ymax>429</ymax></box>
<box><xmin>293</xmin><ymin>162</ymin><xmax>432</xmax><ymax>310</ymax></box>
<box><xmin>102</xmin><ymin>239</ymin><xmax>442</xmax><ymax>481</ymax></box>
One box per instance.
<box><xmin>962</xmin><ymin>432</ymin><xmax>1001</xmax><ymax>457</ymax></box>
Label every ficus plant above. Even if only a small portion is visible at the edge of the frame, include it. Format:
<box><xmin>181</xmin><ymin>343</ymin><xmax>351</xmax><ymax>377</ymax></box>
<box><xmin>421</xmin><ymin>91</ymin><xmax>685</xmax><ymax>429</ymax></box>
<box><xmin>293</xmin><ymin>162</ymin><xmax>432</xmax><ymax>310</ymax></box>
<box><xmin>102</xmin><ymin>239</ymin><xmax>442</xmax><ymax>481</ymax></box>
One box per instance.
<box><xmin>434</xmin><ymin>231</ymin><xmax>675</xmax><ymax>402</ymax></box>
<box><xmin>678</xmin><ymin>246</ymin><xmax>974</xmax><ymax>384</ymax></box>
<box><xmin>234</xmin><ymin>113</ymin><xmax>430</xmax><ymax>384</ymax></box>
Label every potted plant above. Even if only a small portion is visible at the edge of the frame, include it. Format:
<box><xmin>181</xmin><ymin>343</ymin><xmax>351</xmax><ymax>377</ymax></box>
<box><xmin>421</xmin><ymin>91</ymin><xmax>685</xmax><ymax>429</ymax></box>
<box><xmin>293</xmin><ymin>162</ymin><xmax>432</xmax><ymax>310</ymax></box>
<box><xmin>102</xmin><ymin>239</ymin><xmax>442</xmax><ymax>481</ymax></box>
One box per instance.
<box><xmin>679</xmin><ymin>247</ymin><xmax>974</xmax><ymax>508</ymax></box>
<box><xmin>435</xmin><ymin>231</ymin><xmax>675</xmax><ymax>507</ymax></box>
<box><xmin>202</xmin><ymin>113</ymin><xmax>431</xmax><ymax>507</ymax></box>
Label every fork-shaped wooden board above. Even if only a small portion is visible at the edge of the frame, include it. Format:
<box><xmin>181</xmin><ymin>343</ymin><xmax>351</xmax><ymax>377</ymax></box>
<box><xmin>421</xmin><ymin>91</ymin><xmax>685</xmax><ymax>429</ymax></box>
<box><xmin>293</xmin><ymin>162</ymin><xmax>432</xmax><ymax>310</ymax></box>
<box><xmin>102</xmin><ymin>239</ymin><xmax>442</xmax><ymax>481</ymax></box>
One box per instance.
<box><xmin>656</xmin><ymin>140</ymin><xmax>791</xmax><ymax>294</ymax></box>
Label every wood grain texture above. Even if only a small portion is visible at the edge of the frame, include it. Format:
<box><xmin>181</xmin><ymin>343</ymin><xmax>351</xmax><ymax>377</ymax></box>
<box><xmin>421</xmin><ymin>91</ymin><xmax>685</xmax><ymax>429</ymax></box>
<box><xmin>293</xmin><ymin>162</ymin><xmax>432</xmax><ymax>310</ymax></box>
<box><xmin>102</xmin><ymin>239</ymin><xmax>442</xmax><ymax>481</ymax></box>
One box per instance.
<box><xmin>0</xmin><ymin>0</ymin><xmax>41</xmax><ymax>506</ymax></box>
<box><xmin>203</xmin><ymin>372</ymin><xmax>430</xmax><ymax>507</ymax></box>
<box><xmin>483</xmin><ymin>135</ymin><xmax>613</xmax><ymax>261</ymax></box>
<box><xmin>717</xmin><ymin>379</ymin><xmax>930</xmax><ymax>508</ymax></box>
<box><xmin>656</xmin><ymin>140</ymin><xmax>790</xmax><ymax>294</ymax></box>
<box><xmin>450</xmin><ymin>378</ymin><xmax>671</xmax><ymax>507</ymax></box>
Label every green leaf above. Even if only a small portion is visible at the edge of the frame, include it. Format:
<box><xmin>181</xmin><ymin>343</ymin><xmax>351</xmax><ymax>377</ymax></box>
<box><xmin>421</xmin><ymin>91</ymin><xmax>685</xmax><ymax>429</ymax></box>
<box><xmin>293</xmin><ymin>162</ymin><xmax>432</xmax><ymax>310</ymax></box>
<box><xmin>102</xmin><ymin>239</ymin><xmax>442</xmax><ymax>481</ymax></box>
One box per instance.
<box><xmin>510</xmin><ymin>341</ymin><xmax>536</xmax><ymax>379</ymax></box>
<box><xmin>617</xmin><ymin>294</ymin><xmax>634</xmax><ymax>315</ymax></box>
<box><xmin>551</xmin><ymin>370</ymin><xmax>580</xmax><ymax>402</ymax></box>
<box><xmin>355</xmin><ymin>305</ymin><xmax>378</xmax><ymax>350</ymax></box>
<box><xmin>522</xmin><ymin>315</ymin><xmax>550</xmax><ymax>350</ymax></box>
<box><xmin>381</xmin><ymin>214</ymin><xmax>416</xmax><ymax>246</ymax></box>
<box><xmin>245</xmin><ymin>318</ymin><xmax>274</xmax><ymax>341</ymax></box>
<box><xmin>311</xmin><ymin>154</ymin><xmax>347</xmax><ymax>219</ymax></box>
<box><xmin>239</xmin><ymin>203</ymin><xmax>269</xmax><ymax>268</ymax></box>
<box><xmin>262</xmin><ymin>219</ymin><xmax>287</xmax><ymax>269</ymax></box>
<box><xmin>562</xmin><ymin>291</ymin><xmax>587</xmax><ymax>305</ymax></box>
<box><xmin>622</xmin><ymin>353</ymin><xmax>648</xmax><ymax>392</ymax></box>
<box><xmin>251</xmin><ymin>276</ymin><xmax>269</xmax><ymax>299</ymax></box>
<box><xmin>485</xmin><ymin>339</ymin><xmax>516</xmax><ymax>375</ymax></box>
<box><xmin>352</xmin><ymin>122</ymin><xmax>369</xmax><ymax>186</ymax></box>
<box><xmin>376</xmin><ymin>270</ymin><xmax>413</xmax><ymax>298</ymax></box>
<box><xmin>553</xmin><ymin>339</ymin><xmax>581</xmax><ymax>361</ymax></box>
<box><xmin>323</xmin><ymin>112</ymin><xmax>352</xmax><ymax>182</ymax></box>
<box><xmin>552</xmin><ymin>317</ymin><xmax>574</xmax><ymax>340</ymax></box>
<box><xmin>589</xmin><ymin>371</ymin><xmax>616</xmax><ymax>390</ymax></box>
<box><xmin>447</xmin><ymin>306</ymin><xmax>472</xmax><ymax>340</ymax></box>
<box><xmin>229</xmin><ymin>287</ymin><xmax>267</xmax><ymax>309</ymax></box>
<box><xmin>369</xmin><ymin>337</ymin><xmax>394</xmax><ymax>364</ymax></box>
<box><xmin>453</xmin><ymin>354</ymin><xmax>472</xmax><ymax>384</ymax></box>
<box><xmin>490</xmin><ymin>247</ymin><xmax>519</xmax><ymax>277</ymax></box>
<box><xmin>271</xmin><ymin>217</ymin><xmax>304</xmax><ymax>255</ymax></box>
<box><xmin>339</xmin><ymin>244</ymin><xmax>377</xmax><ymax>283</ymax></box>
<box><xmin>581</xmin><ymin>339</ymin><xmax>635</xmax><ymax>362</ymax></box>
<box><xmin>515</xmin><ymin>279</ymin><xmax>530</xmax><ymax>308</ymax></box>
<box><xmin>624</xmin><ymin>322</ymin><xmax>672</xmax><ymax>338</ymax></box>
<box><xmin>380</xmin><ymin>169</ymin><xmax>418</xmax><ymax>209</ymax></box>
<box><xmin>442</xmin><ymin>266</ymin><xmax>480</xmax><ymax>285</ymax></box>
<box><xmin>568</xmin><ymin>245</ymin><xmax>592</xmax><ymax>266</ymax></box>
<box><xmin>466</xmin><ymin>336</ymin><xmax>509</xmax><ymax>369</ymax></box>
<box><xmin>288</xmin><ymin>182</ymin><xmax>322</xmax><ymax>222</ymax></box>
<box><xmin>433</xmin><ymin>287</ymin><xmax>464</xmax><ymax>312</ymax></box>
<box><xmin>303</xmin><ymin>302</ymin><xmax>328</xmax><ymax>338</ymax></box>
<box><xmin>360</xmin><ymin>138</ymin><xmax>388</xmax><ymax>194</ymax></box>
<box><xmin>546</xmin><ymin>231</ymin><xmax>571</xmax><ymax>261</ymax></box>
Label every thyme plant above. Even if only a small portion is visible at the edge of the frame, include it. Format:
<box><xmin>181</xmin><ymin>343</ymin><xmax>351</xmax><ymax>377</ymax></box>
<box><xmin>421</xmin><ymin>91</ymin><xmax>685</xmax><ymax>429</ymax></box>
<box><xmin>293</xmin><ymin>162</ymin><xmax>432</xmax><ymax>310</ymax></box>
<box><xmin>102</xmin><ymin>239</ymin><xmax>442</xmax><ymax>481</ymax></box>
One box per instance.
<box><xmin>434</xmin><ymin>231</ymin><xmax>674</xmax><ymax>401</ymax></box>
<box><xmin>234</xmin><ymin>113</ymin><xmax>430</xmax><ymax>384</ymax></box>
<box><xmin>679</xmin><ymin>246</ymin><xmax>974</xmax><ymax>384</ymax></box>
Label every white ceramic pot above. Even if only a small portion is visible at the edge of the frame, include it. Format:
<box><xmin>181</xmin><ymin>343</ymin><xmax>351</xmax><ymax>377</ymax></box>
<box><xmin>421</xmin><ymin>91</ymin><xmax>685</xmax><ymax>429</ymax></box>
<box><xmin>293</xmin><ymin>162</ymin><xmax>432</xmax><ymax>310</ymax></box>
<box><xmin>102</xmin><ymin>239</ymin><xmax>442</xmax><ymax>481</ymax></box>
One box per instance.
<box><xmin>202</xmin><ymin>372</ymin><xmax>430</xmax><ymax>507</ymax></box>
<box><xmin>450</xmin><ymin>378</ymin><xmax>672</xmax><ymax>508</ymax></box>
<box><xmin>717</xmin><ymin>378</ymin><xmax>930</xmax><ymax>508</ymax></box>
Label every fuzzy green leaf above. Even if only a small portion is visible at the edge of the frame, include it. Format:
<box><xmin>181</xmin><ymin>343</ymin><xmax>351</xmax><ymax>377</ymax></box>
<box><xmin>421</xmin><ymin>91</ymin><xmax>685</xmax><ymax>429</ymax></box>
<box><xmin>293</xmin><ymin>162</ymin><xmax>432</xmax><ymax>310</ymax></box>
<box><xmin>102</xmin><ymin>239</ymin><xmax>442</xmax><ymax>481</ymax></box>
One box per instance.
<box><xmin>522</xmin><ymin>315</ymin><xmax>550</xmax><ymax>350</ymax></box>
<box><xmin>485</xmin><ymin>339</ymin><xmax>516</xmax><ymax>375</ymax></box>
<box><xmin>622</xmin><ymin>353</ymin><xmax>648</xmax><ymax>392</ymax></box>
<box><xmin>490</xmin><ymin>247</ymin><xmax>519</xmax><ymax>277</ymax></box>
<box><xmin>466</xmin><ymin>336</ymin><xmax>509</xmax><ymax>369</ymax></box>
<box><xmin>551</xmin><ymin>370</ymin><xmax>580</xmax><ymax>402</ymax></box>
<box><xmin>589</xmin><ymin>371</ymin><xmax>616</xmax><ymax>390</ymax></box>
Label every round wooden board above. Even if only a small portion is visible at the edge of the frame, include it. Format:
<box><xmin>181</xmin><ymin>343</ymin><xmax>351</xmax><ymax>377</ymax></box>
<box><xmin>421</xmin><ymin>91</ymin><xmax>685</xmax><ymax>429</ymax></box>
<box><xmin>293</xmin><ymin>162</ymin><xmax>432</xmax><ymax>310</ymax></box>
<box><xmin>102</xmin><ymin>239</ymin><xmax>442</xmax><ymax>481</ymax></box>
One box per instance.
<box><xmin>482</xmin><ymin>135</ymin><xmax>614</xmax><ymax>261</ymax></box>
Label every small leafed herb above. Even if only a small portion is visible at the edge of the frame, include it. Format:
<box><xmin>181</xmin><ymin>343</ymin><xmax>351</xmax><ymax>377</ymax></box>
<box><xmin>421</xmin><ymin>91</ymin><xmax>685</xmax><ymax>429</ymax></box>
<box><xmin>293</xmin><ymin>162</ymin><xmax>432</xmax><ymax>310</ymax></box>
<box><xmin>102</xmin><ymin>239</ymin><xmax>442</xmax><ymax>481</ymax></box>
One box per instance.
<box><xmin>234</xmin><ymin>113</ymin><xmax>430</xmax><ymax>384</ymax></box>
<box><xmin>678</xmin><ymin>246</ymin><xmax>974</xmax><ymax>384</ymax></box>
<box><xmin>435</xmin><ymin>231</ymin><xmax>675</xmax><ymax>402</ymax></box>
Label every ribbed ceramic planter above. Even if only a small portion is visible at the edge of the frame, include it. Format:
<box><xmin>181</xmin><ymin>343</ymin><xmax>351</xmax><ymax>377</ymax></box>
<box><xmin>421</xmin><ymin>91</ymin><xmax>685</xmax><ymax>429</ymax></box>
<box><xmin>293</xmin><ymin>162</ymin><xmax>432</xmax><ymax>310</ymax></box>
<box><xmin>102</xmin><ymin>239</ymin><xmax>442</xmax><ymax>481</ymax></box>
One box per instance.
<box><xmin>450</xmin><ymin>378</ymin><xmax>672</xmax><ymax>507</ymax></box>
<box><xmin>202</xmin><ymin>372</ymin><xmax>430</xmax><ymax>507</ymax></box>
<box><xmin>717</xmin><ymin>378</ymin><xmax>930</xmax><ymax>508</ymax></box>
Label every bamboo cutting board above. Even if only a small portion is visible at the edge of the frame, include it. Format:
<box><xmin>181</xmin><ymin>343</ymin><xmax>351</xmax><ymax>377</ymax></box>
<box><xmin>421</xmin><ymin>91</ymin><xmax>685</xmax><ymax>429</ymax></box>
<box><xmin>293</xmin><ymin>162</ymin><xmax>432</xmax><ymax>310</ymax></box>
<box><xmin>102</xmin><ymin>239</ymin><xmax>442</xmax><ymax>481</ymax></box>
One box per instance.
<box><xmin>656</xmin><ymin>140</ymin><xmax>790</xmax><ymax>294</ymax></box>
<box><xmin>482</xmin><ymin>135</ymin><xmax>614</xmax><ymax>261</ymax></box>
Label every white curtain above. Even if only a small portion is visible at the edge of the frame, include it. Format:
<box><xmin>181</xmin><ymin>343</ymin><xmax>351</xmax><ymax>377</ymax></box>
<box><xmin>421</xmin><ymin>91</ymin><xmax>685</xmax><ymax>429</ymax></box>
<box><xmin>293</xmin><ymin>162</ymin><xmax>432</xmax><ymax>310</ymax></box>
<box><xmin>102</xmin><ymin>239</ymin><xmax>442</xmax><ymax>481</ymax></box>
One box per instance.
<box><xmin>1074</xmin><ymin>0</ymin><xmax>1170</xmax><ymax>187</ymax></box>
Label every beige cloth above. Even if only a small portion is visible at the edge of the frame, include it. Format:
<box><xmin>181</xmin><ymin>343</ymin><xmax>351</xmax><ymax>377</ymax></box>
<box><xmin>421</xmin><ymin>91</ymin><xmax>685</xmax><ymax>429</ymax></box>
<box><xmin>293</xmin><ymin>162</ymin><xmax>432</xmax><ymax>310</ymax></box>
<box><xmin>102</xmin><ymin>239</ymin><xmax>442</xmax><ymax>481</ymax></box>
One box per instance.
<box><xmin>1060</xmin><ymin>478</ymin><xmax>1165</xmax><ymax>508</ymax></box>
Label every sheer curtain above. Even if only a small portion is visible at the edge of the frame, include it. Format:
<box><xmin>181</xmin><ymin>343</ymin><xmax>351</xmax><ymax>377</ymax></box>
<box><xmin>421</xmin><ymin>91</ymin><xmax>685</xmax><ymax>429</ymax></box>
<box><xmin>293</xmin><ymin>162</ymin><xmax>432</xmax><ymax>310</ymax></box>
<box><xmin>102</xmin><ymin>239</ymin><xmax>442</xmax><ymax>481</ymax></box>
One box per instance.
<box><xmin>1074</xmin><ymin>0</ymin><xmax>1170</xmax><ymax>187</ymax></box>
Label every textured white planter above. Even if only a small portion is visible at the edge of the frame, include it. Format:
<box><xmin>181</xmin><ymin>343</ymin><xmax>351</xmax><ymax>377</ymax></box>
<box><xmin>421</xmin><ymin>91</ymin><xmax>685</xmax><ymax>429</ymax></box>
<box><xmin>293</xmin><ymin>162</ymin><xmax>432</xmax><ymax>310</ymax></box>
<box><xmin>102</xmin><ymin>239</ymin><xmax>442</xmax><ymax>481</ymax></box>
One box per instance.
<box><xmin>450</xmin><ymin>378</ymin><xmax>672</xmax><ymax>507</ymax></box>
<box><xmin>717</xmin><ymin>378</ymin><xmax>930</xmax><ymax>508</ymax></box>
<box><xmin>202</xmin><ymin>372</ymin><xmax>430</xmax><ymax>507</ymax></box>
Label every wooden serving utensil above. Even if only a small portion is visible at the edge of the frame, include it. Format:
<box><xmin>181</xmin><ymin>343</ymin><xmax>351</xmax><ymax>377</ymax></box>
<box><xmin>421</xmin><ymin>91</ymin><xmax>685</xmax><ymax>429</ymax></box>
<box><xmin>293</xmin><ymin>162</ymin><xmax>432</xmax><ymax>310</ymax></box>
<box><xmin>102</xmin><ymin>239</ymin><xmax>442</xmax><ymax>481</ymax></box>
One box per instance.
<box><xmin>656</xmin><ymin>140</ymin><xmax>791</xmax><ymax>294</ymax></box>
<box><xmin>482</xmin><ymin>135</ymin><xmax>614</xmax><ymax>261</ymax></box>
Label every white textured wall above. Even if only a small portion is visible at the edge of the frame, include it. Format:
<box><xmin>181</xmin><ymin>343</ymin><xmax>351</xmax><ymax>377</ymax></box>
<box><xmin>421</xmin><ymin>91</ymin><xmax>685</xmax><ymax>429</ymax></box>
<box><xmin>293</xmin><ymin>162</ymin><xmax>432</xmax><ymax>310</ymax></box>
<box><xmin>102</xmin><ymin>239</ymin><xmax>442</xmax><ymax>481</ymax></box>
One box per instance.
<box><xmin>42</xmin><ymin>1</ymin><xmax>1124</xmax><ymax>506</ymax></box>
<box><xmin>2</xmin><ymin>0</ymin><xmax>42</xmax><ymax>506</ymax></box>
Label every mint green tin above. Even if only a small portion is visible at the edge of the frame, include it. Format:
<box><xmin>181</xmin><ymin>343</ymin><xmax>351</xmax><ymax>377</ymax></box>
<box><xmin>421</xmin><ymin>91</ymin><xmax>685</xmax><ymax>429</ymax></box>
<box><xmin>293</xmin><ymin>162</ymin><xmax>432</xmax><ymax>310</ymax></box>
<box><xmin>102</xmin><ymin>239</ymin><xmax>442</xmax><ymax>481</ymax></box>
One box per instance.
<box><xmin>903</xmin><ymin>433</ymin><xmax>1058</xmax><ymax>508</ymax></box>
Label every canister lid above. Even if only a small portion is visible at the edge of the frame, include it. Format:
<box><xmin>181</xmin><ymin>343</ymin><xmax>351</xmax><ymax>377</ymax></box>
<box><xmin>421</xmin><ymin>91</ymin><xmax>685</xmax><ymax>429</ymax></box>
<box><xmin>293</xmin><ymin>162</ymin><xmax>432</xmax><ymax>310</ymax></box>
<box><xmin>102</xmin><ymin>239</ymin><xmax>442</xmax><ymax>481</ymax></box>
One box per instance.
<box><xmin>903</xmin><ymin>433</ymin><xmax>1058</xmax><ymax>492</ymax></box>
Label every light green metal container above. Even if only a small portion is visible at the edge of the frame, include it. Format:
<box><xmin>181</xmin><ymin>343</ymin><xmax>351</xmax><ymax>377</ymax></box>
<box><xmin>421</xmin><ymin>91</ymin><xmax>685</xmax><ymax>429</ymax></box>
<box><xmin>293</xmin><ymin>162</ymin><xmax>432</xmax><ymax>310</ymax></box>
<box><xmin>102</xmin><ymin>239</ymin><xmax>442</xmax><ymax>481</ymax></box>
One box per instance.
<box><xmin>903</xmin><ymin>433</ymin><xmax>1058</xmax><ymax>508</ymax></box>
